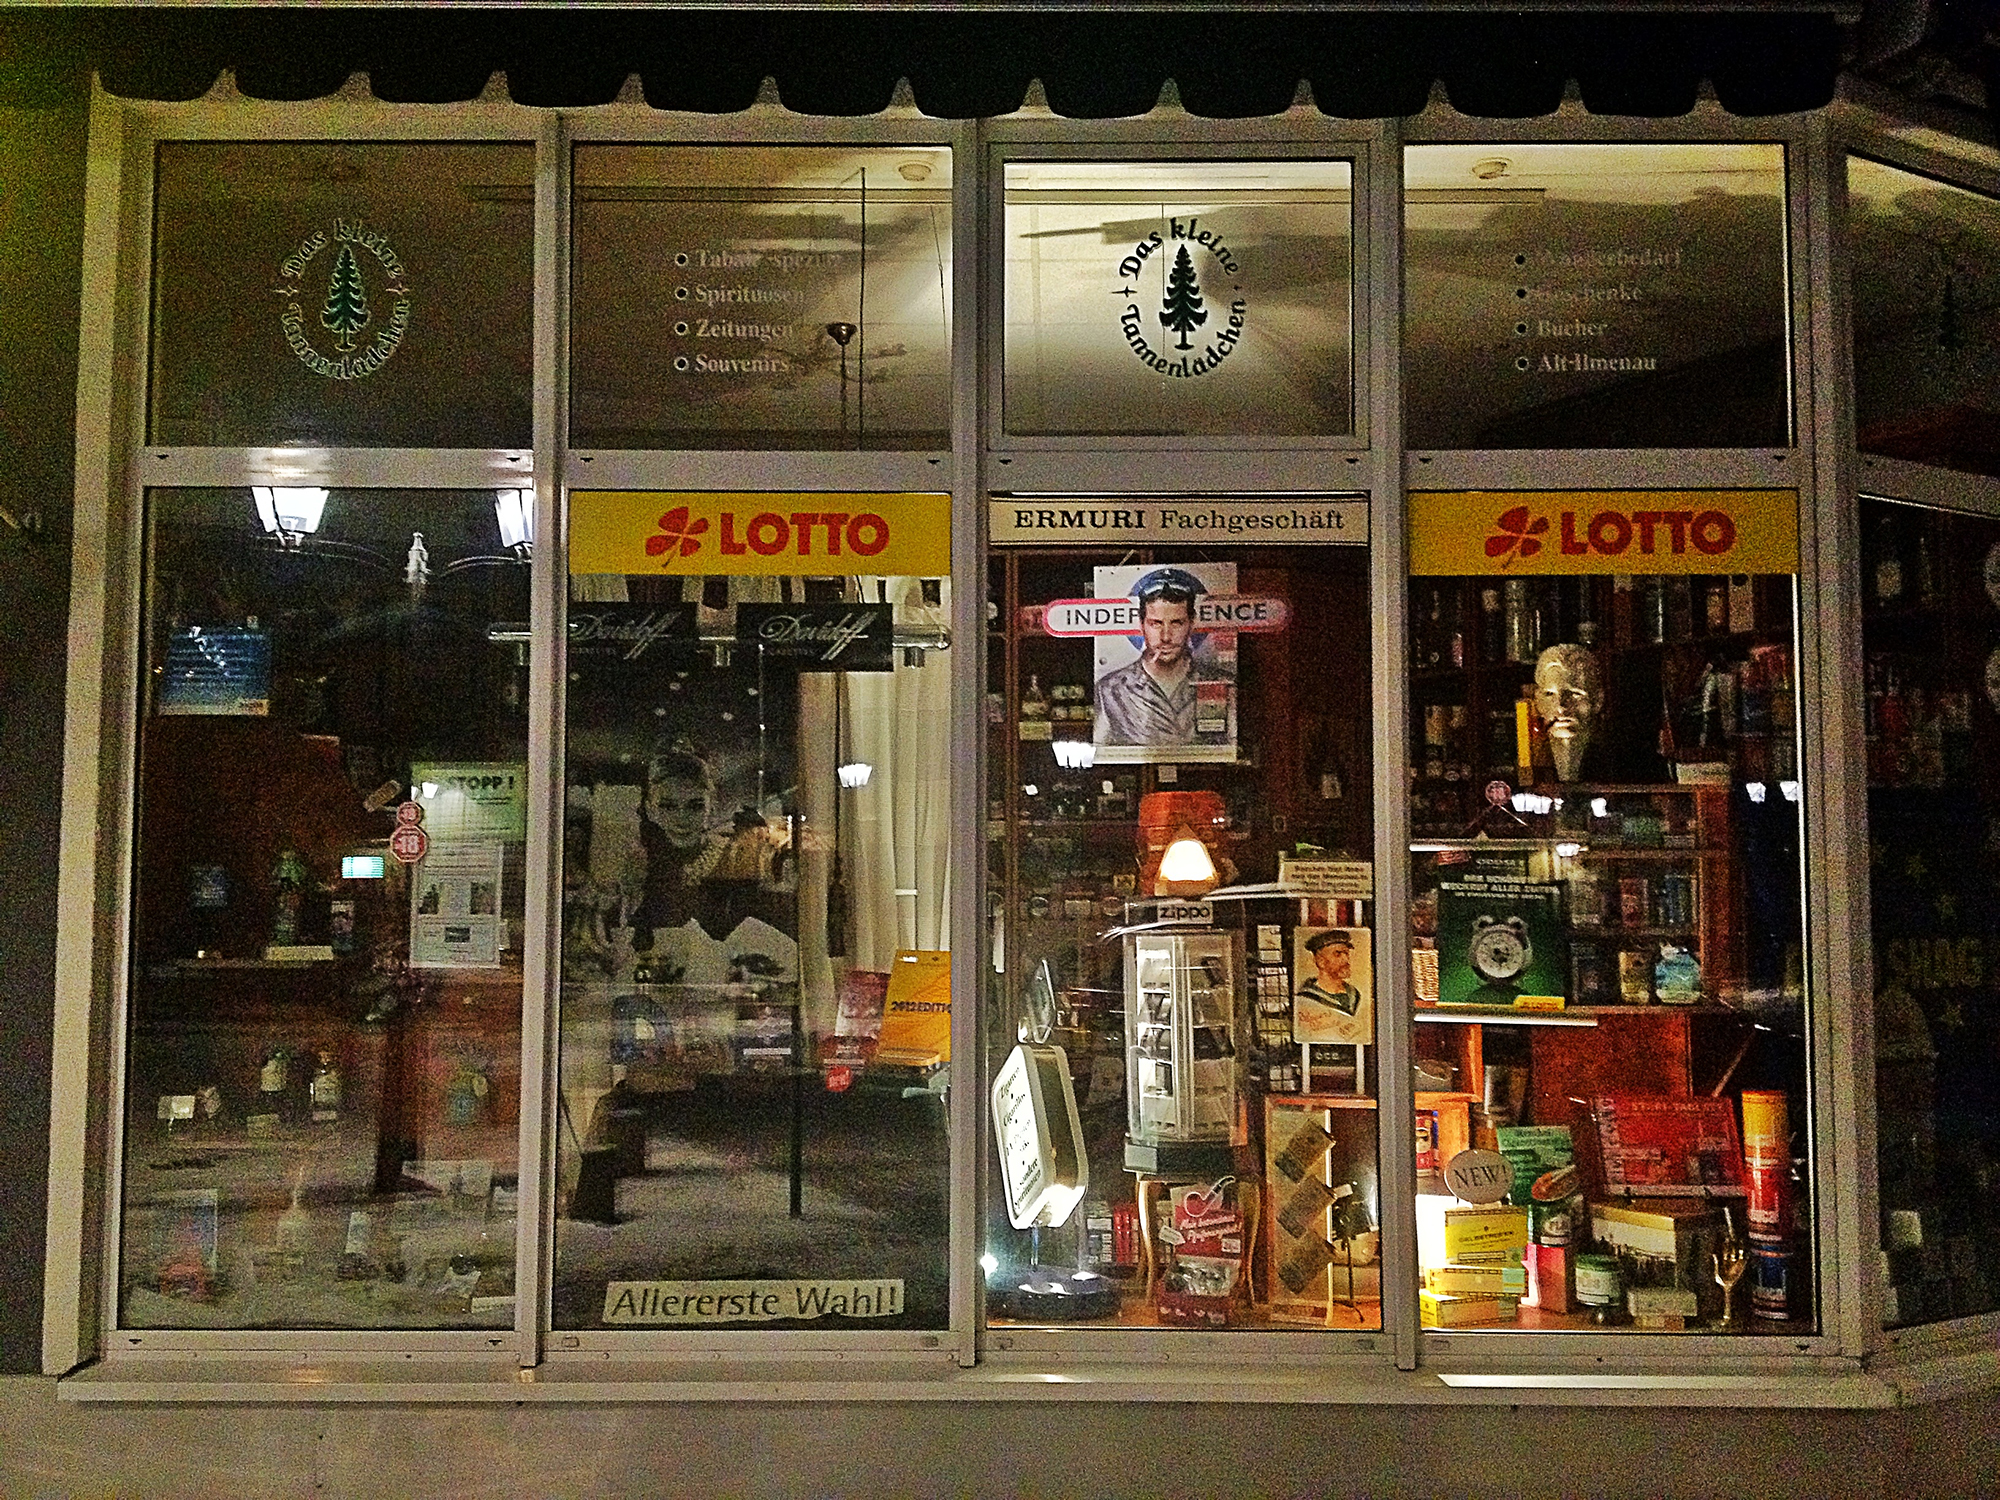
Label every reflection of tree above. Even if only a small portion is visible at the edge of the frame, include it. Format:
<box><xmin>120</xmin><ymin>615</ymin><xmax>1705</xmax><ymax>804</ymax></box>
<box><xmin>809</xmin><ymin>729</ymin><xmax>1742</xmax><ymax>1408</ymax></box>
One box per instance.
<box><xmin>1850</xmin><ymin>189</ymin><xmax>2000</xmax><ymax>467</ymax></box>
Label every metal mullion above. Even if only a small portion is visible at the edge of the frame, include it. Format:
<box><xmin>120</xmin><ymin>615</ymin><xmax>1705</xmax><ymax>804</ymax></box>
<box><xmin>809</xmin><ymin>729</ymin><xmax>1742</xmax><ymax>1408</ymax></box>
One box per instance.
<box><xmin>47</xmin><ymin>84</ymin><xmax>144</xmax><ymax>1376</ymax></box>
<box><xmin>563</xmin><ymin>107</ymin><xmax>952</xmax><ymax>149</ymax></box>
<box><xmin>1795</xmin><ymin>111</ymin><xmax>1864</xmax><ymax>1356</ymax></box>
<box><xmin>1855</xmin><ymin>455</ymin><xmax>2000</xmax><ymax>516</ymax></box>
<box><xmin>98</xmin><ymin>93</ymin><xmax>169</xmax><ymax>1359</ymax></box>
<box><xmin>1368</xmin><ymin>117</ymin><xmax>1421</xmax><ymax>1374</ymax></box>
<box><xmin>948</xmin><ymin>114</ymin><xmax>984</xmax><ymax>1371</ymax></box>
<box><xmin>1832</xmin><ymin>86</ymin><xmax>2000</xmax><ymax>198</ymax></box>
<box><xmin>565</xmin><ymin>450</ymin><xmax>953</xmax><ymax>495</ymax></box>
<box><xmin>1405</xmin><ymin>451</ymin><xmax>1801</xmax><ymax>494</ymax></box>
<box><xmin>988</xmin><ymin>455</ymin><xmax>1371</xmax><ymax>494</ymax></box>
<box><xmin>117</xmin><ymin>91</ymin><xmax>535</xmax><ymax>144</ymax></box>
<box><xmin>512</xmin><ymin>106</ymin><xmax>568</xmax><ymax>1373</ymax></box>
<box><xmin>131</xmin><ymin>450</ymin><xmax>535</xmax><ymax>491</ymax></box>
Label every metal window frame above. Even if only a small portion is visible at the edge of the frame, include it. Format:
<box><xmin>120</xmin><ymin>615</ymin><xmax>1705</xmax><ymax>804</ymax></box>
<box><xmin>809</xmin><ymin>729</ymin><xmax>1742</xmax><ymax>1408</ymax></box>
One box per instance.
<box><xmin>1831</xmin><ymin>91</ymin><xmax>2000</xmax><ymax>1362</ymax></box>
<box><xmin>973</xmin><ymin>110</ymin><xmax>1405</xmax><ymax>1374</ymax></box>
<box><xmin>540</xmin><ymin>100</ymin><xmax>971</xmax><ymax>1366</ymax></box>
<box><xmin>44</xmin><ymin>71</ymin><xmax>1993</xmax><ymax>1398</ymax></box>
<box><xmin>1398</xmin><ymin>98</ymin><xmax>1860</xmax><ymax>1373</ymax></box>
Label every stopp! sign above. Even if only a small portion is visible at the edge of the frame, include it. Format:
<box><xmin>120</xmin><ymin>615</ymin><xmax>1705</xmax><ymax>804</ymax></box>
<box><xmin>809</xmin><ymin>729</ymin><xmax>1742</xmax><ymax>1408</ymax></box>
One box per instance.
<box><xmin>1408</xmin><ymin>490</ymin><xmax>1798</xmax><ymax>577</ymax></box>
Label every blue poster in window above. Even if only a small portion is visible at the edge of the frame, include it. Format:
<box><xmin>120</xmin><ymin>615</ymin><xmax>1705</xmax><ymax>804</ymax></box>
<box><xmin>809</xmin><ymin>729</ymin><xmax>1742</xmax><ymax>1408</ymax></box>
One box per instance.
<box><xmin>157</xmin><ymin>625</ymin><xmax>271</xmax><ymax>716</ymax></box>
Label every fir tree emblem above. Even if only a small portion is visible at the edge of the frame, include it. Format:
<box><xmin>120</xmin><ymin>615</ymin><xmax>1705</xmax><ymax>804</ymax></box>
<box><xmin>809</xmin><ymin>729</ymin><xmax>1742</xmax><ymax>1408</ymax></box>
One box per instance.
<box><xmin>320</xmin><ymin>243</ymin><xmax>372</xmax><ymax>352</ymax></box>
<box><xmin>1158</xmin><ymin>244</ymin><xmax>1208</xmax><ymax>351</ymax></box>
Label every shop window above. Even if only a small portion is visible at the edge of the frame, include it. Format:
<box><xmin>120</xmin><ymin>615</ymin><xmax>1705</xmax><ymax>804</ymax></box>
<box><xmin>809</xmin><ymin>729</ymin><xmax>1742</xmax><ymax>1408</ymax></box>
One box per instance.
<box><xmin>1002</xmin><ymin>161</ymin><xmax>1355</xmax><ymax>440</ymax></box>
<box><xmin>1405</xmin><ymin>144</ymin><xmax>1790</xmax><ymax>450</ymax></box>
<box><xmin>1405</xmin><ymin>490</ymin><xmax>1814</xmax><ymax>1335</ymax></box>
<box><xmin>149</xmin><ymin>143</ymin><xmax>535</xmax><ymax>449</ymax></box>
<box><xmin>553</xmin><ymin>492</ymin><xmax>953</xmax><ymax>1331</ymax></box>
<box><xmin>983</xmin><ymin>498</ymin><xmax>1379</xmax><ymax>1331</ymax></box>
<box><xmin>118</xmin><ymin>488</ymin><xmax>531</xmax><ymax>1329</ymax></box>
<box><xmin>1860</xmin><ymin>496</ymin><xmax>2000</xmax><ymax>1329</ymax></box>
<box><xmin>1848</xmin><ymin>158</ymin><xmax>2000</xmax><ymax>479</ymax></box>
<box><xmin>570</xmin><ymin>147</ymin><xmax>953</xmax><ymax>451</ymax></box>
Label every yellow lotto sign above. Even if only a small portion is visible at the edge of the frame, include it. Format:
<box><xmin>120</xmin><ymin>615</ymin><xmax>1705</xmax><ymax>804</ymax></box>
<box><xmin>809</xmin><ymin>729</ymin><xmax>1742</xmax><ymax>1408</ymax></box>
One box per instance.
<box><xmin>570</xmin><ymin>492</ymin><xmax>952</xmax><ymax>577</ymax></box>
<box><xmin>1408</xmin><ymin>491</ymin><xmax>1798</xmax><ymax>576</ymax></box>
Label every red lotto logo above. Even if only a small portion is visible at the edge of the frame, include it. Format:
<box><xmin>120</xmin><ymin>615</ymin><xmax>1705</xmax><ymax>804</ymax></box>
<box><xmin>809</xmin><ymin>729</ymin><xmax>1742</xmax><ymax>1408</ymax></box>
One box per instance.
<box><xmin>1484</xmin><ymin>505</ymin><xmax>1549</xmax><ymax>566</ymax></box>
<box><xmin>646</xmin><ymin>505</ymin><xmax>709</xmax><ymax>564</ymax></box>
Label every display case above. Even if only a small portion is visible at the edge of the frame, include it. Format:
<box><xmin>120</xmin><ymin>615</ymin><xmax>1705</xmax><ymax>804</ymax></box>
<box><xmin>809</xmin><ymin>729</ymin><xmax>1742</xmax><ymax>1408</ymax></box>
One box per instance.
<box><xmin>117</xmin><ymin>488</ymin><xmax>529</xmax><ymax>1330</ymax></box>
<box><xmin>982</xmin><ymin>514</ymin><xmax>1380</xmax><ymax>1332</ymax></box>
<box><xmin>1124</xmin><ymin>931</ymin><xmax>1246</xmax><ymax>1162</ymax></box>
<box><xmin>1405</xmin><ymin>489</ymin><xmax>1814</xmax><ymax>1336</ymax></box>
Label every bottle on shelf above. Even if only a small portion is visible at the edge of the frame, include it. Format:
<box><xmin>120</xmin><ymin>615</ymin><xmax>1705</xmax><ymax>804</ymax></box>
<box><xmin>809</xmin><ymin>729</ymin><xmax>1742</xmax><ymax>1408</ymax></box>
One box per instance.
<box><xmin>1021</xmin><ymin>673</ymin><xmax>1048</xmax><ymax>722</ymax></box>
<box><xmin>1505</xmin><ymin>578</ymin><xmax>1536</xmax><ymax>664</ymax></box>
<box><xmin>1480</xmin><ymin>585</ymin><xmax>1504</xmax><ymax>664</ymax></box>
<box><xmin>1871</xmin><ymin>512</ymin><xmax>1905</xmax><ymax>606</ymax></box>
<box><xmin>270</xmin><ymin>849</ymin><xmax>308</xmax><ymax>948</ymax></box>
<box><xmin>309</xmin><ymin>1049</ymin><xmax>342</xmax><ymax>1124</ymax></box>
<box><xmin>258</xmin><ymin>1045</ymin><xmax>290</xmax><ymax>1126</ymax></box>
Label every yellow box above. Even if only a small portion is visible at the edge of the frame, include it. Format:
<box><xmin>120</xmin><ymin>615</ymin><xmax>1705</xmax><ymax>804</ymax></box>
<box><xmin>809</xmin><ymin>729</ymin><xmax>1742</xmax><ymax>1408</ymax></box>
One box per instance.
<box><xmin>1420</xmin><ymin>1288</ymin><xmax>1521</xmax><ymax>1328</ymax></box>
<box><xmin>1443</xmin><ymin>1205</ymin><xmax>1529</xmax><ymax>1268</ymax></box>
<box><xmin>1426</xmin><ymin>1262</ymin><xmax>1527</xmax><ymax>1296</ymax></box>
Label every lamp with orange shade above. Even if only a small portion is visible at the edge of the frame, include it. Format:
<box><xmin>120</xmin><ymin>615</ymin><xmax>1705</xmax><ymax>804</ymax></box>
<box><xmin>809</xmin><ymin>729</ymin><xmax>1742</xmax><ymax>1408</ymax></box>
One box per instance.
<box><xmin>1136</xmin><ymin>790</ymin><xmax>1230</xmax><ymax>898</ymax></box>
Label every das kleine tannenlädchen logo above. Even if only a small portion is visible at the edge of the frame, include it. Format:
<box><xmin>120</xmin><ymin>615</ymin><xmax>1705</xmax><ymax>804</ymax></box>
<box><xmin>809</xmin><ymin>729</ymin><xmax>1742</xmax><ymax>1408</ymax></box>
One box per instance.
<box><xmin>1114</xmin><ymin>217</ymin><xmax>1248</xmax><ymax>378</ymax></box>
<box><xmin>273</xmin><ymin>219</ymin><xmax>412</xmax><ymax>380</ymax></box>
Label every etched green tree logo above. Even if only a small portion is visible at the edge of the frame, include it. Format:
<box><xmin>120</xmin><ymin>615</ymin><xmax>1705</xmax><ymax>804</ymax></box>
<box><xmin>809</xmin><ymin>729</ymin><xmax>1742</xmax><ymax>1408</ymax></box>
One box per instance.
<box><xmin>1158</xmin><ymin>244</ymin><xmax>1208</xmax><ymax>351</ymax></box>
<box><xmin>320</xmin><ymin>243</ymin><xmax>371</xmax><ymax>352</ymax></box>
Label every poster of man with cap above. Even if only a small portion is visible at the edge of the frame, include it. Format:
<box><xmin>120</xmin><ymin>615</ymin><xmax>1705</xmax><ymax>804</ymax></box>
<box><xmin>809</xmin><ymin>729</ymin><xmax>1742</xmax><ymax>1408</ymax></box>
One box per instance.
<box><xmin>1090</xmin><ymin>562</ymin><xmax>1238</xmax><ymax>763</ymax></box>
<box><xmin>1293</xmin><ymin>926</ymin><xmax>1373</xmax><ymax>1047</ymax></box>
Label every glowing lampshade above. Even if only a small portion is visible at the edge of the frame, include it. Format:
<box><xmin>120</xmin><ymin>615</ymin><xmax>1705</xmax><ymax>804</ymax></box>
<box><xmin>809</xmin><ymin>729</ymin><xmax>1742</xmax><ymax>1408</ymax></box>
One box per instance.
<box><xmin>1136</xmin><ymin>790</ymin><xmax>1228</xmax><ymax>898</ymax></box>
<box><xmin>252</xmin><ymin>486</ymin><xmax>328</xmax><ymax>546</ymax></box>
<box><xmin>494</xmin><ymin>488</ymin><xmax>533</xmax><ymax>555</ymax></box>
<box><xmin>1157</xmin><ymin>835</ymin><xmax>1217</xmax><ymax>885</ymax></box>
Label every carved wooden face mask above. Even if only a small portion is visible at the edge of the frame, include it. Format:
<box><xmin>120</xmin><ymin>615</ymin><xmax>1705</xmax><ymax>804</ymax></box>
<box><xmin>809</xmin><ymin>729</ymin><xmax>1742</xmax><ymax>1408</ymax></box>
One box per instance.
<box><xmin>1533</xmin><ymin>643</ymin><xmax>1605</xmax><ymax>781</ymax></box>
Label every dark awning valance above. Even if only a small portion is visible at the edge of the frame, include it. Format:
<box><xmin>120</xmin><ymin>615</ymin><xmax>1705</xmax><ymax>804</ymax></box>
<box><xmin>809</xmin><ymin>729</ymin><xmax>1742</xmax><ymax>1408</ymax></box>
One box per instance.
<box><xmin>0</xmin><ymin>6</ymin><xmax>1844</xmax><ymax>120</ymax></box>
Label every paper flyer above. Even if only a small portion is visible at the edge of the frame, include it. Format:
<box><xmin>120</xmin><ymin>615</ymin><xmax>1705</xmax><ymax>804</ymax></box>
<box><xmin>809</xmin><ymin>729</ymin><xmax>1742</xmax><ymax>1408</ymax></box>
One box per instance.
<box><xmin>410</xmin><ymin>840</ymin><xmax>505</xmax><ymax>969</ymax></box>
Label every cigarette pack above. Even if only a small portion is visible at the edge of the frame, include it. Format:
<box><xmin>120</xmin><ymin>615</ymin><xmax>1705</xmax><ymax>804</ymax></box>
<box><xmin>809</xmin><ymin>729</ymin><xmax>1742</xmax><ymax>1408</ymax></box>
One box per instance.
<box><xmin>1444</xmin><ymin>1204</ymin><xmax>1529</xmax><ymax>1268</ymax></box>
<box><xmin>1420</xmin><ymin>1288</ymin><xmax>1520</xmax><ymax>1328</ymax></box>
<box><xmin>1425</xmin><ymin>1262</ymin><xmax>1527</xmax><ymax>1296</ymax></box>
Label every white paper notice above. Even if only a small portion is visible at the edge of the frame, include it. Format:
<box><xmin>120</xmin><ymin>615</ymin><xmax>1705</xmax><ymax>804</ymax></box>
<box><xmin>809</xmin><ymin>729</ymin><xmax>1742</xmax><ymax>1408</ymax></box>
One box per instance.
<box><xmin>410</xmin><ymin>840</ymin><xmax>504</xmax><ymax>969</ymax></box>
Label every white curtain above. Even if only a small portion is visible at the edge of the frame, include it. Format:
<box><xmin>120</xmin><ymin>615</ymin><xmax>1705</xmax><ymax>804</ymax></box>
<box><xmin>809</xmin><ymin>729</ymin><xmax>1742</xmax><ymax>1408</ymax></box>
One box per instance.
<box><xmin>841</xmin><ymin>575</ymin><xmax>953</xmax><ymax>970</ymax></box>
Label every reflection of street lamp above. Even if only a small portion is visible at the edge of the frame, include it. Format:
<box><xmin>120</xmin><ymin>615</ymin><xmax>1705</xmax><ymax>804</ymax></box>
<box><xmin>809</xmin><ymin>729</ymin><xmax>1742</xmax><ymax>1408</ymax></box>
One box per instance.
<box><xmin>825</xmin><ymin>321</ymin><xmax>857</xmax><ymax>439</ymax></box>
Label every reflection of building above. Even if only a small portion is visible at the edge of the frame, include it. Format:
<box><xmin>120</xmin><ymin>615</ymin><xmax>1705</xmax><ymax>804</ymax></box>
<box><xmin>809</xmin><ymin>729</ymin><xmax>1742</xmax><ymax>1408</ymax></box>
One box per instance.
<box><xmin>8</xmin><ymin>5</ymin><xmax>2000</xmax><ymax>1491</ymax></box>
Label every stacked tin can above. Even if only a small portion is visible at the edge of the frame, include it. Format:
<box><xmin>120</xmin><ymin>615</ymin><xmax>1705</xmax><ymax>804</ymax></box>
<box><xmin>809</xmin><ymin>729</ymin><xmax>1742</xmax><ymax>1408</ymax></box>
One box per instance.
<box><xmin>1741</xmin><ymin>1090</ymin><xmax>1793</xmax><ymax>1320</ymax></box>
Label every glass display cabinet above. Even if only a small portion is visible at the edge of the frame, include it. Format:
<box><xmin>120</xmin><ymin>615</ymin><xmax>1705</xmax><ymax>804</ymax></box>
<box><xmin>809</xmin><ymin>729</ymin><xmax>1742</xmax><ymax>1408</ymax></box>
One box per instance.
<box><xmin>119</xmin><ymin>487</ymin><xmax>530</xmax><ymax>1330</ymax></box>
<box><xmin>1405</xmin><ymin>489</ymin><xmax>1814</xmax><ymax>1336</ymax></box>
<box><xmin>982</xmin><ymin>510</ymin><xmax>1380</xmax><ymax>1332</ymax></box>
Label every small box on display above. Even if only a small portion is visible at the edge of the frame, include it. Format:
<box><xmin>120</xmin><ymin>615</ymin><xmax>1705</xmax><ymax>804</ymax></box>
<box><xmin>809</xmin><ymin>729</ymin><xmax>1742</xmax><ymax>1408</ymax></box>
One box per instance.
<box><xmin>1444</xmin><ymin>1204</ymin><xmax>1529</xmax><ymax>1269</ymax></box>
<box><xmin>1589</xmin><ymin>1197</ymin><xmax>1729</xmax><ymax>1322</ymax></box>
<box><xmin>1420</xmin><ymin>1288</ymin><xmax>1520</xmax><ymax>1328</ymax></box>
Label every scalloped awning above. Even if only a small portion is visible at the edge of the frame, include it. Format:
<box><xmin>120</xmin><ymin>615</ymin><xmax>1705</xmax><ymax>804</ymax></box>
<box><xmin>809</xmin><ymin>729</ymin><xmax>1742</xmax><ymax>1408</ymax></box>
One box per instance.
<box><xmin>0</xmin><ymin>6</ymin><xmax>1843</xmax><ymax>119</ymax></box>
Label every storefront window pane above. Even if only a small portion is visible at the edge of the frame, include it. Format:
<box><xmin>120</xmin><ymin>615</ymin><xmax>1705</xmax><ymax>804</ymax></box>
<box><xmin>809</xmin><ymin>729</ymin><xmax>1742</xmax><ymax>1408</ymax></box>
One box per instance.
<box><xmin>119</xmin><ymin>488</ymin><xmax>530</xmax><ymax>1329</ymax></box>
<box><xmin>1405</xmin><ymin>490</ymin><xmax>1814</xmax><ymax>1335</ymax></box>
<box><xmin>1861</xmin><ymin>496</ymin><xmax>2000</xmax><ymax>1328</ymax></box>
<box><xmin>570</xmin><ymin>147</ymin><xmax>953</xmax><ymax>450</ymax></box>
<box><xmin>1849</xmin><ymin>158</ymin><xmax>2000</xmax><ymax>479</ymax></box>
<box><xmin>1405</xmin><ymin>144</ymin><xmax>1789</xmax><ymax>450</ymax></box>
<box><xmin>149</xmin><ymin>143</ymin><xmax>534</xmax><ymax>448</ymax></box>
<box><xmin>554</xmin><ymin>492</ymin><xmax>953</xmax><ymax>1330</ymax></box>
<box><xmin>1003</xmin><ymin>161</ymin><xmax>1354</xmax><ymax>439</ymax></box>
<box><xmin>984</xmin><ymin>499</ymin><xmax>1379</xmax><ymax>1331</ymax></box>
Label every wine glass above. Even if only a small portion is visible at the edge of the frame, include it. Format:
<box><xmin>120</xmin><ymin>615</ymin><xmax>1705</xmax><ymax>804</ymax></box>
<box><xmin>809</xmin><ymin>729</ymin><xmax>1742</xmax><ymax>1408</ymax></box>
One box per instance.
<box><xmin>1711</xmin><ymin>1216</ymin><xmax>1749</xmax><ymax>1330</ymax></box>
